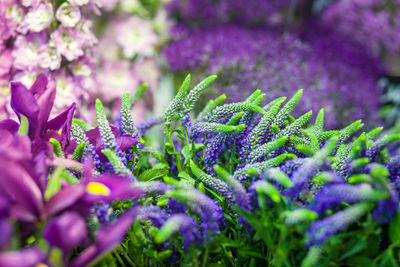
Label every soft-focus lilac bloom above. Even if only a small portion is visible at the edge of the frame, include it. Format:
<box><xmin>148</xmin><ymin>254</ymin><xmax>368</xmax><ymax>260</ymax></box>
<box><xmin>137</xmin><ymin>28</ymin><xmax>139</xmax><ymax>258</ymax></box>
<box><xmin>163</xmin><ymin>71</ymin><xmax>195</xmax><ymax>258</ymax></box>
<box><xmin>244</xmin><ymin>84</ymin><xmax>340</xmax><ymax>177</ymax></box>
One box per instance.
<box><xmin>96</xmin><ymin>60</ymin><xmax>140</xmax><ymax>101</ymax></box>
<box><xmin>56</xmin><ymin>3</ymin><xmax>81</xmax><ymax>27</ymax></box>
<box><xmin>0</xmin><ymin>248</ymin><xmax>46</xmax><ymax>267</ymax></box>
<box><xmin>68</xmin><ymin>0</ymin><xmax>90</xmax><ymax>5</ymax></box>
<box><xmin>322</xmin><ymin>0</ymin><xmax>400</xmax><ymax>54</ymax></box>
<box><xmin>12</xmin><ymin>32</ymin><xmax>47</xmax><ymax>71</ymax></box>
<box><xmin>164</xmin><ymin>25</ymin><xmax>384</xmax><ymax>128</ymax></box>
<box><xmin>70</xmin><ymin>208</ymin><xmax>137</xmax><ymax>267</ymax></box>
<box><xmin>52</xmin><ymin>70</ymin><xmax>87</xmax><ymax>115</ymax></box>
<box><xmin>0</xmin><ymin>0</ymin><xmax>24</xmax><ymax>41</ymax></box>
<box><xmin>0</xmin><ymin>46</ymin><xmax>13</xmax><ymax>78</ymax></box>
<box><xmin>38</xmin><ymin>43</ymin><xmax>62</xmax><ymax>71</ymax></box>
<box><xmin>21</xmin><ymin>1</ymin><xmax>53</xmax><ymax>33</ymax></box>
<box><xmin>43</xmin><ymin>211</ymin><xmax>87</xmax><ymax>254</ymax></box>
<box><xmin>51</xmin><ymin>26</ymin><xmax>86</xmax><ymax>61</ymax></box>
<box><xmin>167</xmin><ymin>0</ymin><xmax>292</xmax><ymax>27</ymax></box>
<box><xmin>110</xmin><ymin>16</ymin><xmax>159</xmax><ymax>58</ymax></box>
<box><xmin>21</xmin><ymin>0</ymin><xmax>41</xmax><ymax>7</ymax></box>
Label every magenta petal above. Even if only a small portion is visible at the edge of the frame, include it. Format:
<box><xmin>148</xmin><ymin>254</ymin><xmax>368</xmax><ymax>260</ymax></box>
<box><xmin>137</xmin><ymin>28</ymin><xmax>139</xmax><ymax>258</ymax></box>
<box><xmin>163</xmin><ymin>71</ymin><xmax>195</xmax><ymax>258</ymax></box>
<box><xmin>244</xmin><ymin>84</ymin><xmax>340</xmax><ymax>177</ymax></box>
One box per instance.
<box><xmin>117</xmin><ymin>134</ymin><xmax>138</xmax><ymax>151</ymax></box>
<box><xmin>43</xmin><ymin>211</ymin><xmax>87</xmax><ymax>254</ymax></box>
<box><xmin>45</xmin><ymin>185</ymin><xmax>85</xmax><ymax>218</ymax></box>
<box><xmin>34</xmin><ymin>78</ymin><xmax>56</xmax><ymax>138</ymax></box>
<box><xmin>85</xmin><ymin>124</ymin><xmax>120</xmax><ymax>147</ymax></box>
<box><xmin>0</xmin><ymin>119</ymin><xmax>19</xmax><ymax>133</ymax></box>
<box><xmin>70</xmin><ymin>209</ymin><xmax>137</xmax><ymax>267</ymax></box>
<box><xmin>10</xmin><ymin>82</ymin><xmax>40</xmax><ymax>138</ymax></box>
<box><xmin>0</xmin><ymin>248</ymin><xmax>46</xmax><ymax>267</ymax></box>
<box><xmin>84</xmin><ymin>175</ymin><xmax>142</xmax><ymax>203</ymax></box>
<box><xmin>29</xmin><ymin>73</ymin><xmax>48</xmax><ymax>95</ymax></box>
<box><xmin>0</xmin><ymin>160</ymin><xmax>43</xmax><ymax>222</ymax></box>
<box><xmin>45</xmin><ymin>103</ymin><xmax>76</xmax><ymax>147</ymax></box>
<box><xmin>0</xmin><ymin>219</ymin><xmax>12</xmax><ymax>250</ymax></box>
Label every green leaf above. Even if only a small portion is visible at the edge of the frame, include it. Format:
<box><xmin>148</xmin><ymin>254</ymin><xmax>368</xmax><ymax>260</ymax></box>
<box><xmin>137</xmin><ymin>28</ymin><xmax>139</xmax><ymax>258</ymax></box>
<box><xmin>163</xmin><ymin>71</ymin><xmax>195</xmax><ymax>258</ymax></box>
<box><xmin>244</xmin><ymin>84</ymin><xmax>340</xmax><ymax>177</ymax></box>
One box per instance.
<box><xmin>18</xmin><ymin>114</ymin><xmax>29</xmax><ymax>135</ymax></box>
<box><xmin>45</xmin><ymin>167</ymin><xmax>63</xmax><ymax>200</ymax></box>
<box><xmin>137</xmin><ymin>163</ymin><xmax>169</xmax><ymax>181</ymax></box>
<box><xmin>389</xmin><ymin>208</ymin><xmax>400</xmax><ymax>243</ymax></box>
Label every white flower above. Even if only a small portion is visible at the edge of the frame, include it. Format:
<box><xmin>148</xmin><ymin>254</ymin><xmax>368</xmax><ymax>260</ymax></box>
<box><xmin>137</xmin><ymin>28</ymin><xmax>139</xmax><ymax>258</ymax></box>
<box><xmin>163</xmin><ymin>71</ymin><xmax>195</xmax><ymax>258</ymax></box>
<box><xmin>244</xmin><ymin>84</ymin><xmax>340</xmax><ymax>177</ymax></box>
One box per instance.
<box><xmin>38</xmin><ymin>42</ymin><xmax>62</xmax><ymax>70</ymax></box>
<box><xmin>67</xmin><ymin>0</ymin><xmax>90</xmax><ymax>6</ymax></box>
<box><xmin>24</xmin><ymin>1</ymin><xmax>54</xmax><ymax>32</ymax></box>
<box><xmin>56</xmin><ymin>3</ymin><xmax>81</xmax><ymax>27</ymax></box>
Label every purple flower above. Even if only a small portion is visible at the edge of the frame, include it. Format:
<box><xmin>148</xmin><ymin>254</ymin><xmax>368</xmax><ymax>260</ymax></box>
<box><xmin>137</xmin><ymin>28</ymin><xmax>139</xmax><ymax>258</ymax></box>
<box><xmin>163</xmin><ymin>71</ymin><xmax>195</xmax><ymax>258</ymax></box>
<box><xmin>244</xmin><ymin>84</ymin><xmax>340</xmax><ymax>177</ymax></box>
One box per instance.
<box><xmin>164</xmin><ymin>24</ymin><xmax>384</xmax><ymax>128</ymax></box>
<box><xmin>69</xmin><ymin>208</ymin><xmax>137</xmax><ymax>267</ymax></box>
<box><xmin>0</xmin><ymin>248</ymin><xmax>46</xmax><ymax>267</ymax></box>
<box><xmin>306</xmin><ymin>203</ymin><xmax>371</xmax><ymax>246</ymax></box>
<box><xmin>155</xmin><ymin>214</ymin><xmax>201</xmax><ymax>248</ymax></box>
<box><xmin>43</xmin><ymin>211</ymin><xmax>87</xmax><ymax>255</ymax></box>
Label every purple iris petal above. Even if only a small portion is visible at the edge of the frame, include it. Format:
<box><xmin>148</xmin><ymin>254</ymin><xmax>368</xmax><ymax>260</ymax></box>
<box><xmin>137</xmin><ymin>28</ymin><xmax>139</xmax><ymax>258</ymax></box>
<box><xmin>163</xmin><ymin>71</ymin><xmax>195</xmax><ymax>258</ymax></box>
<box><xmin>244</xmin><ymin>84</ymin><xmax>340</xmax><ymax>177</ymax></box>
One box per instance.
<box><xmin>10</xmin><ymin>81</ymin><xmax>40</xmax><ymax>138</ymax></box>
<box><xmin>0</xmin><ymin>119</ymin><xmax>19</xmax><ymax>133</ymax></box>
<box><xmin>43</xmin><ymin>211</ymin><xmax>87</xmax><ymax>254</ymax></box>
<box><xmin>70</xmin><ymin>209</ymin><xmax>137</xmax><ymax>267</ymax></box>
<box><xmin>0</xmin><ymin>248</ymin><xmax>46</xmax><ymax>267</ymax></box>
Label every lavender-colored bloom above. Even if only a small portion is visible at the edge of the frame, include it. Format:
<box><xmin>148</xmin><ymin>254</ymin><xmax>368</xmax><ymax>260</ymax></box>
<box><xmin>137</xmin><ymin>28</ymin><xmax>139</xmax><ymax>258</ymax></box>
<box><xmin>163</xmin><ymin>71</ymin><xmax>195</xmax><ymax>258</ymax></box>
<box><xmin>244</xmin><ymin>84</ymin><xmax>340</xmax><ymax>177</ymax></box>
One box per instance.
<box><xmin>134</xmin><ymin>206</ymin><xmax>169</xmax><ymax>228</ymax></box>
<box><xmin>321</xmin><ymin>0</ymin><xmax>400</xmax><ymax>54</ymax></box>
<box><xmin>306</xmin><ymin>203</ymin><xmax>371</xmax><ymax>246</ymax></box>
<box><xmin>137</xmin><ymin>116</ymin><xmax>164</xmax><ymax>135</ymax></box>
<box><xmin>164</xmin><ymin>25</ymin><xmax>384</xmax><ymax>128</ymax></box>
<box><xmin>310</xmin><ymin>184</ymin><xmax>386</xmax><ymax>215</ymax></box>
<box><xmin>167</xmin><ymin>186</ymin><xmax>222</xmax><ymax>240</ymax></box>
<box><xmin>167</xmin><ymin>0</ymin><xmax>292</xmax><ymax>27</ymax></box>
<box><xmin>156</xmin><ymin>214</ymin><xmax>201</xmax><ymax>248</ymax></box>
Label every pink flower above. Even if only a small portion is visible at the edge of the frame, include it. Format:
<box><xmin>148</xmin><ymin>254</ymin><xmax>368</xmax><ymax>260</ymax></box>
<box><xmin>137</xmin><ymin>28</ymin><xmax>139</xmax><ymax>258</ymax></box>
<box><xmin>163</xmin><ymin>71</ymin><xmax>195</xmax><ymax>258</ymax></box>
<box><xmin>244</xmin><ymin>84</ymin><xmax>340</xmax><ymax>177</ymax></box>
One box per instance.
<box><xmin>111</xmin><ymin>16</ymin><xmax>159</xmax><ymax>58</ymax></box>
<box><xmin>56</xmin><ymin>3</ymin><xmax>81</xmax><ymax>27</ymax></box>
<box><xmin>51</xmin><ymin>27</ymin><xmax>85</xmax><ymax>61</ymax></box>
<box><xmin>96</xmin><ymin>60</ymin><xmax>139</xmax><ymax>101</ymax></box>
<box><xmin>12</xmin><ymin>32</ymin><xmax>47</xmax><ymax>71</ymax></box>
<box><xmin>22</xmin><ymin>1</ymin><xmax>54</xmax><ymax>32</ymax></box>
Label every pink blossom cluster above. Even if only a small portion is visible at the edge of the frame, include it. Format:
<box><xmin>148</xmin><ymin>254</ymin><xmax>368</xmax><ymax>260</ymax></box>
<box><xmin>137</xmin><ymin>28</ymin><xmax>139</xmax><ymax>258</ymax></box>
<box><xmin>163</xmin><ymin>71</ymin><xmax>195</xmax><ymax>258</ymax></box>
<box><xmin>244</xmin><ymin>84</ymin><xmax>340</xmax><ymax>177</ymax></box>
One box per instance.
<box><xmin>0</xmin><ymin>0</ymin><xmax>171</xmax><ymax>122</ymax></box>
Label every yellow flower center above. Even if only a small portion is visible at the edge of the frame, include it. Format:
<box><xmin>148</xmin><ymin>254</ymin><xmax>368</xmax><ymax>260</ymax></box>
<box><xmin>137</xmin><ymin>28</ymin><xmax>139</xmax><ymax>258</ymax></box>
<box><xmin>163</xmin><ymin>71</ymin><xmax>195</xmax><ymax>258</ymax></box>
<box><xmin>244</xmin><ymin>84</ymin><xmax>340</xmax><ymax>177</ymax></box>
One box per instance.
<box><xmin>36</xmin><ymin>264</ymin><xmax>49</xmax><ymax>267</ymax></box>
<box><xmin>86</xmin><ymin>182</ymin><xmax>111</xmax><ymax>196</ymax></box>
<box><xmin>58</xmin><ymin>129</ymin><xmax>62</xmax><ymax>135</ymax></box>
